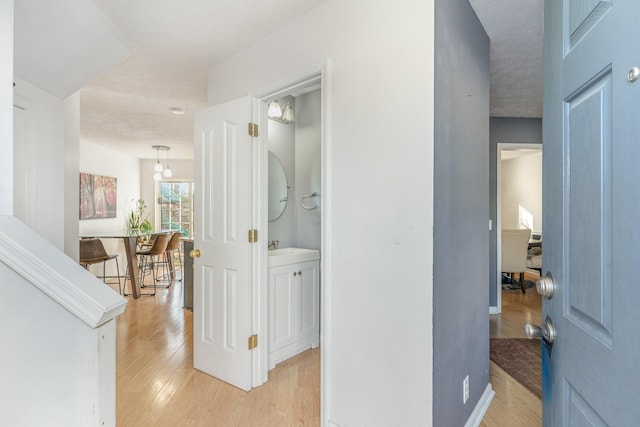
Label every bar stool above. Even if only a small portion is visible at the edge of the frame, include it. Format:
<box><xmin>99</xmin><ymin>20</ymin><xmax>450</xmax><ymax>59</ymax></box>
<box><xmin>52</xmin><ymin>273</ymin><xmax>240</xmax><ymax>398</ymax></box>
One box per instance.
<box><xmin>137</xmin><ymin>233</ymin><xmax>171</xmax><ymax>292</ymax></box>
<box><xmin>159</xmin><ymin>232</ymin><xmax>183</xmax><ymax>283</ymax></box>
<box><xmin>79</xmin><ymin>238</ymin><xmax>122</xmax><ymax>294</ymax></box>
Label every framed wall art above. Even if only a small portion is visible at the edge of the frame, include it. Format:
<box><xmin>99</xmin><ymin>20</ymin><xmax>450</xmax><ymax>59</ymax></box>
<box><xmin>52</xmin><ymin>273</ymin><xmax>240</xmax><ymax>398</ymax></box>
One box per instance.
<box><xmin>79</xmin><ymin>173</ymin><xmax>117</xmax><ymax>220</ymax></box>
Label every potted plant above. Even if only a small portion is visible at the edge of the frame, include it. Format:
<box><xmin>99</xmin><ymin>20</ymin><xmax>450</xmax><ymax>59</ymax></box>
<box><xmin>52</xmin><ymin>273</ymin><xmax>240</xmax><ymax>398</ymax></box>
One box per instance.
<box><xmin>127</xmin><ymin>199</ymin><xmax>149</xmax><ymax>231</ymax></box>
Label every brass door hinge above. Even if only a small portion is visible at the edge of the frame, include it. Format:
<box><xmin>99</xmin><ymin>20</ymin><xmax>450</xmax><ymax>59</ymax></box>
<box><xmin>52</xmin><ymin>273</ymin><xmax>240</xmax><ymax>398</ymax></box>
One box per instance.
<box><xmin>248</xmin><ymin>229</ymin><xmax>258</xmax><ymax>243</ymax></box>
<box><xmin>248</xmin><ymin>123</ymin><xmax>259</xmax><ymax>137</ymax></box>
<box><xmin>248</xmin><ymin>334</ymin><xmax>258</xmax><ymax>350</ymax></box>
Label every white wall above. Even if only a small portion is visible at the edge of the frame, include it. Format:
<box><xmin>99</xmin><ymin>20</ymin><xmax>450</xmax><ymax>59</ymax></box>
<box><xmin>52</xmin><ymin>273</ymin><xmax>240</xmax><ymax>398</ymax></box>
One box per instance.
<box><xmin>208</xmin><ymin>1</ymin><xmax>434</xmax><ymax>425</ymax></box>
<box><xmin>13</xmin><ymin>77</ymin><xmax>65</xmax><ymax>249</ymax></box>
<box><xmin>79</xmin><ymin>140</ymin><xmax>141</xmax><ymax>275</ymax></box>
<box><xmin>501</xmin><ymin>151</ymin><xmax>542</xmax><ymax>234</ymax></box>
<box><xmin>0</xmin><ymin>0</ymin><xmax>13</xmax><ymax>215</ymax></box>
<box><xmin>64</xmin><ymin>92</ymin><xmax>80</xmax><ymax>259</ymax></box>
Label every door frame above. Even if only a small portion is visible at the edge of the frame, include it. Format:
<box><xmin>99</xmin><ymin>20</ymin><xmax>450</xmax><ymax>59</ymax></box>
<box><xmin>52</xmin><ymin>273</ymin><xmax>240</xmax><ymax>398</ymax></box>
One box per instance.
<box><xmin>494</xmin><ymin>142</ymin><xmax>542</xmax><ymax>314</ymax></box>
<box><xmin>254</xmin><ymin>62</ymin><xmax>331</xmax><ymax>424</ymax></box>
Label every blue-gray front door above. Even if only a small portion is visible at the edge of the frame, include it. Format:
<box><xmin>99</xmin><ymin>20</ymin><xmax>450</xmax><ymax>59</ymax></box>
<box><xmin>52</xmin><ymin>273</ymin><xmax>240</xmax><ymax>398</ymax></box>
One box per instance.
<box><xmin>543</xmin><ymin>0</ymin><xmax>640</xmax><ymax>424</ymax></box>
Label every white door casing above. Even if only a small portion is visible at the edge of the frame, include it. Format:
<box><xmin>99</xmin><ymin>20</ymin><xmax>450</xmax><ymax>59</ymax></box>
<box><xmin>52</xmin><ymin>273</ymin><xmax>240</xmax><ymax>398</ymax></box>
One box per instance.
<box><xmin>543</xmin><ymin>0</ymin><xmax>640</xmax><ymax>424</ymax></box>
<box><xmin>193</xmin><ymin>96</ymin><xmax>264</xmax><ymax>391</ymax></box>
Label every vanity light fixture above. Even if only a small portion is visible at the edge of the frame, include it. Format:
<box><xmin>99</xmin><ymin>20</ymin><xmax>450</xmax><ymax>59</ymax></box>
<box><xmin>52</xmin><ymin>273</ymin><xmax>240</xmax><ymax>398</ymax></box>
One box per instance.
<box><xmin>281</xmin><ymin>102</ymin><xmax>295</xmax><ymax>123</ymax></box>
<box><xmin>267</xmin><ymin>100</ymin><xmax>283</xmax><ymax>118</ymax></box>
<box><xmin>267</xmin><ymin>99</ymin><xmax>295</xmax><ymax>124</ymax></box>
<box><xmin>152</xmin><ymin>145</ymin><xmax>171</xmax><ymax>181</ymax></box>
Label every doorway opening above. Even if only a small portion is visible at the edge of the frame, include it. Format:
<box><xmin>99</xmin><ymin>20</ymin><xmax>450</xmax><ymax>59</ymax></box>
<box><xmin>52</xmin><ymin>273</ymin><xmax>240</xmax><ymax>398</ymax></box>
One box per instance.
<box><xmin>256</xmin><ymin>70</ymin><xmax>327</xmax><ymax>422</ymax></box>
<box><xmin>495</xmin><ymin>143</ymin><xmax>542</xmax><ymax>312</ymax></box>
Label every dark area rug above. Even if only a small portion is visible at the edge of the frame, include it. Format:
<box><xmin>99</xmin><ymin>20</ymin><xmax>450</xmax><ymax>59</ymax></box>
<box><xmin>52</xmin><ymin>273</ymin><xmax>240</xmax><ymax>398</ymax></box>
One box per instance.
<box><xmin>501</xmin><ymin>274</ymin><xmax>535</xmax><ymax>291</ymax></box>
<box><xmin>490</xmin><ymin>338</ymin><xmax>541</xmax><ymax>398</ymax></box>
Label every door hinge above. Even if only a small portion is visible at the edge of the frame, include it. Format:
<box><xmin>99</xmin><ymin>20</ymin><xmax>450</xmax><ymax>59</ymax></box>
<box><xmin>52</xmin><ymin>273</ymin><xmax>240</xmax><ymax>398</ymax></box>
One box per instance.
<box><xmin>248</xmin><ymin>334</ymin><xmax>258</xmax><ymax>350</ymax></box>
<box><xmin>248</xmin><ymin>122</ymin><xmax>259</xmax><ymax>137</ymax></box>
<box><xmin>248</xmin><ymin>229</ymin><xmax>258</xmax><ymax>243</ymax></box>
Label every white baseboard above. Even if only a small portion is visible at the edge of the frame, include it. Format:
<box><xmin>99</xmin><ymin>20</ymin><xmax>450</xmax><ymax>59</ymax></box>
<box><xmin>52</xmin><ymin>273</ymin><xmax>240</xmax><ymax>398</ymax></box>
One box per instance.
<box><xmin>464</xmin><ymin>383</ymin><xmax>495</xmax><ymax>427</ymax></box>
<box><xmin>489</xmin><ymin>306</ymin><xmax>499</xmax><ymax>315</ymax></box>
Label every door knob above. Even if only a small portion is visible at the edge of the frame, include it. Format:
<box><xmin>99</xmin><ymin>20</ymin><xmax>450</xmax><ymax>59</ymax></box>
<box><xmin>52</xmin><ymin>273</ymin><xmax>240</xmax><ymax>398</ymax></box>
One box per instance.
<box><xmin>536</xmin><ymin>273</ymin><xmax>555</xmax><ymax>299</ymax></box>
<box><xmin>189</xmin><ymin>248</ymin><xmax>201</xmax><ymax>258</ymax></box>
<box><xmin>524</xmin><ymin>315</ymin><xmax>556</xmax><ymax>344</ymax></box>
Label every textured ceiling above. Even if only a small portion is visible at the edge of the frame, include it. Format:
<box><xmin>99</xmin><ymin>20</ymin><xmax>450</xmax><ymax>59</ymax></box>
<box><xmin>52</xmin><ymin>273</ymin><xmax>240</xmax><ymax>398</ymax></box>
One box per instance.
<box><xmin>79</xmin><ymin>0</ymin><xmax>543</xmax><ymax>160</ymax></box>
<box><xmin>80</xmin><ymin>0</ymin><xmax>326</xmax><ymax>159</ymax></box>
<box><xmin>469</xmin><ymin>0</ymin><xmax>544</xmax><ymax>118</ymax></box>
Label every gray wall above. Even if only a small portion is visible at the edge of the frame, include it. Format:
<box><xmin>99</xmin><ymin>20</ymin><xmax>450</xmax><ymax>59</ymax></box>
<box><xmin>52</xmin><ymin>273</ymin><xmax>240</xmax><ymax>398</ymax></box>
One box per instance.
<box><xmin>267</xmin><ymin>91</ymin><xmax>322</xmax><ymax>251</ymax></box>
<box><xmin>433</xmin><ymin>0</ymin><xmax>490</xmax><ymax>425</ymax></box>
<box><xmin>293</xmin><ymin>89</ymin><xmax>321</xmax><ymax>250</ymax></box>
<box><xmin>489</xmin><ymin>118</ymin><xmax>542</xmax><ymax>307</ymax></box>
<box><xmin>267</xmin><ymin>95</ymin><xmax>296</xmax><ymax>247</ymax></box>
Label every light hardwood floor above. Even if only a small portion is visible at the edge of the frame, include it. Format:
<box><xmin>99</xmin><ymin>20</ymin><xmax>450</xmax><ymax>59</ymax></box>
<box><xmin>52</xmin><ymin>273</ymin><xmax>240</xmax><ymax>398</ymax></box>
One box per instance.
<box><xmin>112</xmin><ymin>275</ymin><xmax>319</xmax><ymax>426</ymax></box>
<box><xmin>111</xmin><ymin>270</ymin><xmax>539</xmax><ymax>426</ymax></box>
<box><xmin>481</xmin><ymin>273</ymin><xmax>543</xmax><ymax>427</ymax></box>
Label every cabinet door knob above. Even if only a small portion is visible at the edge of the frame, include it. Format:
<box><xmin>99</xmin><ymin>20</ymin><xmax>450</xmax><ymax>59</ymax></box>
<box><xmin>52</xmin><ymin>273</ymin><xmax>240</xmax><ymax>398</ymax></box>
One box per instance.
<box><xmin>298</xmin><ymin>271</ymin><xmax>302</xmax><ymax>275</ymax></box>
<box><xmin>293</xmin><ymin>272</ymin><xmax>297</xmax><ymax>276</ymax></box>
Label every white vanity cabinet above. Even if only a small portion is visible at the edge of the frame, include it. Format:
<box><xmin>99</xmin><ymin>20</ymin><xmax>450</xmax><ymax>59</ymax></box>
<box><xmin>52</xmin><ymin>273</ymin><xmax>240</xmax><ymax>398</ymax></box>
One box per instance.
<box><xmin>268</xmin><ymin>259</ymin><xmax>320</xmax><ymax>370</ymax></box>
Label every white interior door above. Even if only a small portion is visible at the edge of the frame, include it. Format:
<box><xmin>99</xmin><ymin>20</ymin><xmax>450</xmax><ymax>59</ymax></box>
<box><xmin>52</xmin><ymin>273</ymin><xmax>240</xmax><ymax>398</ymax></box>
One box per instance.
<box><xmin>193</xmin><ymin>96</ymin><xmax>261</xmax><ymax>391</ymax></box>
<box><xmin>543</xmin><ymin>0</ymin><xmax>640</xmax><ymax>424</ymax></box>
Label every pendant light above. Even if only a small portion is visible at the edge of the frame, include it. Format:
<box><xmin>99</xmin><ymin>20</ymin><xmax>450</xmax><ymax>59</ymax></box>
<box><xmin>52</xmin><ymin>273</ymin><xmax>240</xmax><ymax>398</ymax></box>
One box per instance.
<box><xmin>152</xmin><ymin>145</ymin><xmax>171</xmax><ymax>181</ymax></box>
<box><xmin>163</xmin><ymin>148</ymin><xmax>173</xmax><ymax>178</ymax></box>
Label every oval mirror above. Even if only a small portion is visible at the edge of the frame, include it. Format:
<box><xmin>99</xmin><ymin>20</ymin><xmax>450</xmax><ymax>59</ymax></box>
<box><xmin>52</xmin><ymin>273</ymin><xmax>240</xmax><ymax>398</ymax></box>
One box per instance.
<box><xmin>268</xmin><ymin>151</ymin><xmax>288</xmax><ymax>221</ymax></box>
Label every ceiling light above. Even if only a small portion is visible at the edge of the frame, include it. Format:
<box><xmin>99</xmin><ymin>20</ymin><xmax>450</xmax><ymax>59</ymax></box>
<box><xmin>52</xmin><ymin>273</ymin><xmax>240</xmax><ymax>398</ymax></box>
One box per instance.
<box><xmin>170</xmin><ymin>107</ymin><xmax>185</xmax><ymax>115</ymax></box>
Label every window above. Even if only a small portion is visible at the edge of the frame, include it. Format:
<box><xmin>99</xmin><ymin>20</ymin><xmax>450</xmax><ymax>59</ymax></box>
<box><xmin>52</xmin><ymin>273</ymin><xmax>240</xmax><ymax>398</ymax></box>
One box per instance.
<box><xmin>158</xmin><ymin>182</ymin><xmax>194</xmax><ymax>237</ymax></box>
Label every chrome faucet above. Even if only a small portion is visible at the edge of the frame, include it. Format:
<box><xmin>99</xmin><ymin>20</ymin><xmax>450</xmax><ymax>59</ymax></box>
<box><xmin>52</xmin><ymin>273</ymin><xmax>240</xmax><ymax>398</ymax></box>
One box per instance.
<box><xmin>268</xmin><ymin>240</ymin><xmax>279</xmax><ymax>250</ymax></box>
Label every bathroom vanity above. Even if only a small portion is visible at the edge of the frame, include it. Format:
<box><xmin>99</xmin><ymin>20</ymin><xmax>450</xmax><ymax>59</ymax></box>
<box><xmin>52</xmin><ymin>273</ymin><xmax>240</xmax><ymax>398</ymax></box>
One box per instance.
<box><xmin>268</xmin><ymin>248</ymin><xmax>320</xmax><ymax>370</ymax></box>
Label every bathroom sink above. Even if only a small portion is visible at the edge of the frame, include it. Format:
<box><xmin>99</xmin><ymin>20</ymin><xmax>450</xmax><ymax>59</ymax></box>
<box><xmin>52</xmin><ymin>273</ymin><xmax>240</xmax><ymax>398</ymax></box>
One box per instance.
<box><xmin>268</xmin><ymin>247</ymin><xmax>320</xmax><ymax>267</ymax></box>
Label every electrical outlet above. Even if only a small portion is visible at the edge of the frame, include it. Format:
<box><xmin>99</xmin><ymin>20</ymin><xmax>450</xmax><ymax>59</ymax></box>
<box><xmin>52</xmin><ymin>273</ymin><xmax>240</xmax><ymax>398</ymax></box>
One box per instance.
<box><xmin>463</xmin><ymin>375</ymin><xmax>470</xmax><ymax>404</ymax></box>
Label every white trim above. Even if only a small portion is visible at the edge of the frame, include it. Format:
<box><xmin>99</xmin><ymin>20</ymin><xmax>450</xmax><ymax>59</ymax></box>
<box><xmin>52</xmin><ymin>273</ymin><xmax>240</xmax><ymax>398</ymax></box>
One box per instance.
<box><xmin>464</xmin><ymin>383</ymin><xmax>495</xmax><ymax>427</ymax></box>
<box><xmin>320</xmin><ymin>58</ymin><xmax>332</xmax><ymax>427</ymax></box>
<box><xmin>495</xmin><ymin>142</ymin><xmax>542</xmax><ymax>314</ymax></box>
<box><xmin>0</xmin><ymin>215</ymin><xmax>126</xmax><ymax>328</ymax></box>
<box><xmin>251</xmin><ymin>96</ymin><xmax>269</xmax><ymax>388</ymax></box>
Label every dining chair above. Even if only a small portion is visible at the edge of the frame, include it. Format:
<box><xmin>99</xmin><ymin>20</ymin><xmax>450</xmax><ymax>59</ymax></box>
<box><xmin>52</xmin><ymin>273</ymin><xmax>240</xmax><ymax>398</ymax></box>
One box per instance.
<box><xmin>136</xmin><ymin>232</ymin><xmax>171</xmax><ymax>293</ymax></box>
<box><xmin>79</xmin><ymin>238</ymin><xmax>122</xmax><ymax>294</ymax></box>
<box><xmin>501</xmin><ymin>228</ymin><xmax>532</xmax><ymax>294</ymax></box>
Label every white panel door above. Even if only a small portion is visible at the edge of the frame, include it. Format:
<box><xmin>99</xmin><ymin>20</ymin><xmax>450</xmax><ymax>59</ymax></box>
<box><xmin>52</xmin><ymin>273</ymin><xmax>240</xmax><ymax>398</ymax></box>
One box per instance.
<box><xmin>193</xmin><ymin>96</ymin><xmax>257</xmax><ymax>391</ymax></box>
<box><xmin>543</xmin><ymin>0</ymin><xmax>640</xmax><ymax>424</ymax></box>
